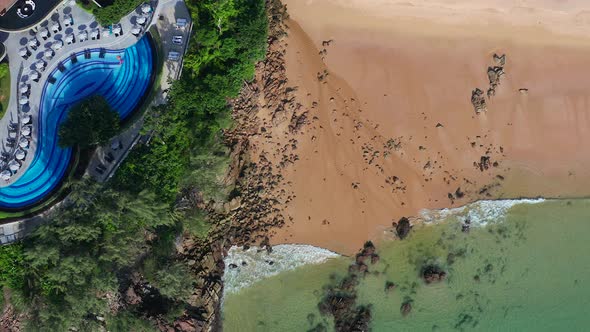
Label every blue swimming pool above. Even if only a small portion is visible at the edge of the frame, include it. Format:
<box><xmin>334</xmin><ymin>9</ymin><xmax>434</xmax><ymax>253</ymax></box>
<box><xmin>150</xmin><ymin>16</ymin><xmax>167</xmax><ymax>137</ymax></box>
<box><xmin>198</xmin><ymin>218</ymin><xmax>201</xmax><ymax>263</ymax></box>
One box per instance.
<box><xmin>0</xmin><ymin>36</ymin><xmax>154</xmax><ymax>209</ymax></box>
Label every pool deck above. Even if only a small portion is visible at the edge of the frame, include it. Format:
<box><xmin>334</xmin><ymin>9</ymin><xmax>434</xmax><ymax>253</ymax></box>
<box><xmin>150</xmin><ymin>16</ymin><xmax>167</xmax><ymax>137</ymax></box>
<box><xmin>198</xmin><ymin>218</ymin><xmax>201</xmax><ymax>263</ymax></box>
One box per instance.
<box><xmin>0</xmin><ymin>0</ymin><xmax>173</xmax><ymax>187</ymax></box>
<box><xmin>0</xmin><ymin>0</ymin><xmax>190</xmax><ymax>243</ymax></box>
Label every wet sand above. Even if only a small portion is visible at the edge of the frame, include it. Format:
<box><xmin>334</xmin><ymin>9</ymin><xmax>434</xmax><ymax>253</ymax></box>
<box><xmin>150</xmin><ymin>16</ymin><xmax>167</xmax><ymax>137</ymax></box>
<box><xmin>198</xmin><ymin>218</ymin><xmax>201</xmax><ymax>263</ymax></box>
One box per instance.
<box><xmin>258</xmin><ymin>0</ymin><xmax>590</xmax><ymax>254</ymax></box>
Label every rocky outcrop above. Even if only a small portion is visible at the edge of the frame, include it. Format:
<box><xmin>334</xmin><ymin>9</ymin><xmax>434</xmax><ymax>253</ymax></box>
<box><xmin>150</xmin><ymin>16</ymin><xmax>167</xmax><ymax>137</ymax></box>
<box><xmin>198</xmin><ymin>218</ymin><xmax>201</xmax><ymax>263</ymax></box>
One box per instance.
<box><xmin>317</xmin><ymin>242</ymin><xmax>381</xmax><ymax>331</ymax></box>
<box><xmin>0</xmin><ymin>299</ymin><xmax>26</xmax><ymax>332</ymax></box>
<box><xmin>400</xmin><ymin>301</ymin><xmax>412</xmax><ymax>317</ymax></box>
<box><xmin>385</xmin><ymin>281</ymin><xmax>396</xmax><ymax>293</ymax></box>
<box><xmin>421</xmin><ymin>264</ymin><xmax>447</xmax><ymax>284</ymax></box>
<box><xmin>470</xmin><ymin>88</ymin><xmax>487</xmax><ymax>113</ymax></box>
<box><xmin>395</xmin><ymin>217</ymin><xmax>411</xmax><ymax>239</ymax></box>
<box><xmin>165</xmin><ymin>1</ymin><xmax>302</xmax><ymax>330</ymax></box>
<box><xmin>471</xmin><ymin>53</ymin><xmax>507</xmax><ymax>114</ymax></box>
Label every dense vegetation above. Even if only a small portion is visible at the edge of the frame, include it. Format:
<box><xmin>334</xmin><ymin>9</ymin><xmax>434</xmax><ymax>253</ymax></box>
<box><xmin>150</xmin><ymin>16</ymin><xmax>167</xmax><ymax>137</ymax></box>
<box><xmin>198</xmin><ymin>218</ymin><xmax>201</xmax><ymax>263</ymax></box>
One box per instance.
<box><xmin>0</xmin><ymin>0</ymin><xmax>268</xmax><ymax>329</ymax></box>
<box><xmin>114</xmin><ymin>0</ymin><xmax>267</xmax><ymax>203</ymax></box>
<box><xmin>0</xmin><ymin>62</ymin><xmax>10</xmax><ymax>117</ymax></box>
<box><xmin>58</xmin><ymin>95</ymin><xmax>120</xmax><ymax>148</ymax></box>
<box><xmin>78</xmin><ymin>0</ymin><xmax>145</xmax><ymax>26</ymax></box>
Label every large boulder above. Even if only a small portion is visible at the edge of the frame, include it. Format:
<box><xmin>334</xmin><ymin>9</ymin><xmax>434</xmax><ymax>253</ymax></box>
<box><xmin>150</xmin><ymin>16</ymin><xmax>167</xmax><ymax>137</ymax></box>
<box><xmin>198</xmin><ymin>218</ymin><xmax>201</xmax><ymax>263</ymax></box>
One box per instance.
<box><xmin>395</xmin><ymin>217</ymin><xmax>411</xmax><ymax>239</ymax></box>
<box><xmin>421</xmin><ymin>265</ymin><xmax>447</xmax><ymax>284</ymax></box>
<box><xmin>400</xmin><ymin>301</ymin><xmax>412</xmax><ymax>316</ymax></box>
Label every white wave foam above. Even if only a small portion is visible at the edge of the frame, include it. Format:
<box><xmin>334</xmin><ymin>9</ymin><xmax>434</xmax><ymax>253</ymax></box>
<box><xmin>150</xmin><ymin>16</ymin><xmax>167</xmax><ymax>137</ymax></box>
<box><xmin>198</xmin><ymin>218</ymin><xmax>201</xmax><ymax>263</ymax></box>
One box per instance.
<box><xmin>222</xmin><ymin>244</ymin><xmax>340</xmax><ymax>297</ymax></box>
<box><xmin>419</xmin><ymin>198</ymin><xmax>546</xmax><ymax>226</ymax></box>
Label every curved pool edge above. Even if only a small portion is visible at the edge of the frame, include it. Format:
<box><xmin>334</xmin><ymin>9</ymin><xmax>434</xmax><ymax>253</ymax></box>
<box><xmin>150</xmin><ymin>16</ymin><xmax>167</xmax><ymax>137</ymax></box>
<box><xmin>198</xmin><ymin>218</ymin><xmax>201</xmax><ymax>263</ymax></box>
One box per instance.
<box><xmin>0</xmin><ymin>32</ymin><xmax>159</xmax><ymax>215</ymax></box>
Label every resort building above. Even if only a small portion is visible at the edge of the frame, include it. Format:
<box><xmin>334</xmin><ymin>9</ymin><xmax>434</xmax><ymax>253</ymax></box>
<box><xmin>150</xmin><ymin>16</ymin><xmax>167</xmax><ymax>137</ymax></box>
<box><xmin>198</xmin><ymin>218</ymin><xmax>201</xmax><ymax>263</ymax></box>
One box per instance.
<box><xmin>0</xmin><ymin>0</ymin><xmax>192</xmax><ymax>244</ymax></box>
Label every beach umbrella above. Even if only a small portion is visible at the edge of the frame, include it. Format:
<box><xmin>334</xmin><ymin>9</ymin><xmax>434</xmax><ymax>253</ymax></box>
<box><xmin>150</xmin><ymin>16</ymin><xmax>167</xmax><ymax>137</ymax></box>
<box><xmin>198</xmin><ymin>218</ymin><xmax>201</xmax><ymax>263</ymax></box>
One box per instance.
<box><xmin>35</xmin><ymin>60</ymin><xmax>45</xmax><ymax>70</ymax></box>
<box><xmin>28</xmin><ymin>38</ymin><xmax>38</xmax><ymax>48</ymax></box>
<box><xmin>19</xmin><ymin>96</ymin><xmax>29</xmax><ymax>105</ymax></box>
<box><xmin>113</xmin><ymin>26</ymin><xmax>121</xmax><ymax>34</ymax></box>
<box><xmin>141</xmin><ymin>3</ymin><xmax>151</xmax><ymax>14</ymax></box>
<box><xmin>51</xmin><ymin>22</ymin><xmax>60</xmax><ymax>32</ymax></box>
<box><xmin>52</xmin><ymin>40</ymin><xmax>63</xmax><ymax>50</ymax></box>
<box><xmin>18</xmin><ymin>48</ymin><xmax>28</xmax><ymax>57</ymax></box>
<box><xmin>19</xmin><ymin>137</ymin><xmax>29</xmax><ymax>148</ymax></box>
<box><xmin>1</xmin><ymin>170</ymin><xmax>11</xmax><ymax>180</ymax></box>
<box><xmin>19</xmin><ymin>84</ymin><xmax>29</xmax><ymax>94</ymax></box>
<box><xmin>15</xmin><ymin>149</ymin><xmax>26</xmax><ymax>160</ymax></box>
<box><xmin>8</xmin><ymin>160</ymin><xmax>20</xmax><ymax>172</ymax></box>
<box><xmin>137</xmin><ymin>16</ymin><xmax>147</xmax><ymax>25</ymax></box>
<box><xmin>22</xmin><ymin>125</ymin><xmax>32</xmax><ymax>137</ymax></box>
<box><xmin>78</xmin><ymin>31</ymin><xmax>87</xmax><ymax>41</ymax></box>
<box><xmin>39</xmin><ymin>28</ymin><xmax>49</xmax><ymax>39</ymax></box>
<box><xmin>21</xmin><ymin>115</ymin><xmax>31</xmax><ymax>124</ymax></box>
<box><xmin>29</xmin><ymin>71</ymin><xmax>39</xmax><ymax>81</ymax></box>
<box><xmin>130</xmin><ymin>26</ymin><xmax>141</xmax><ymax>35</ymax></box>
<box><xmin>44</xmin><ymin>49</ymin><xmax>54</xmax><ymax>59</ymax></box>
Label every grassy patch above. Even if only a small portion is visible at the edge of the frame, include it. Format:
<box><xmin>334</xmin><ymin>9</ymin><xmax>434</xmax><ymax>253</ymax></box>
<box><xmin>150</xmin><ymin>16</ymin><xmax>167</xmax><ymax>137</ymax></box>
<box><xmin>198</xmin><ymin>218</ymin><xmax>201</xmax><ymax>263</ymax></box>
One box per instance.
<box><xmin>0</xmin><ymin>62</ymin><xmax>10</xmax><ymax>119</ymax></box>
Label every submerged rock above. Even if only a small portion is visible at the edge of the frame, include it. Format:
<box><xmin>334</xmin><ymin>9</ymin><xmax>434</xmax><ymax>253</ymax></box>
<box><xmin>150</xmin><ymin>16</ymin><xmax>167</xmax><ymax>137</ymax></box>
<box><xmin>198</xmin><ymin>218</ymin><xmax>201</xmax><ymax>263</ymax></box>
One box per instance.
<box><xmin>400</xmin><ymin>301</ymin><xmax>412</xmax><ymax>316</ymax></box>
<box><xmin>385</xmin><ymin>281</ymin><xmax>396</xmax><ymax>292</ymax></box>
<box><xmin>421</xmin><ymin>265</ymin><xmax>447</xmax><ymax>284</ymax></box>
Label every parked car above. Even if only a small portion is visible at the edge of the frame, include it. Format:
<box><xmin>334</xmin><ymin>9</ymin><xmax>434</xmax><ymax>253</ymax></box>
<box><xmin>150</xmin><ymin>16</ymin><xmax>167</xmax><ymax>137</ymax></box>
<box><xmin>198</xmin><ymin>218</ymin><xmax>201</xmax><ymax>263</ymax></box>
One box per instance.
<box><xmin>172</xmin><ymin>35</ymin><xmax>183</xmax><ymax>45</ymax></box>
<box><xmin>167</xmin><ymin>51</ymin><xmax>180</xmax><ymax>61</ymax></box>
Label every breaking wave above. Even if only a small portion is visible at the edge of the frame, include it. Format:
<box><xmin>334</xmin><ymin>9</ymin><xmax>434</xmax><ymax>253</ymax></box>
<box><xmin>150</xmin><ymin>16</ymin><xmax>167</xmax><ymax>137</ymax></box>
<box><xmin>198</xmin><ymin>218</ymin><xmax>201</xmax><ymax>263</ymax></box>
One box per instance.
<box><xmin>222</xmin><ymin>244</ymin><xmax>340</xmax><ymax>297</ymax></box>
<box><xmin>418</xmin><ymin>198</ymin><xmax>546</xmax><ymax>226</ymax></box>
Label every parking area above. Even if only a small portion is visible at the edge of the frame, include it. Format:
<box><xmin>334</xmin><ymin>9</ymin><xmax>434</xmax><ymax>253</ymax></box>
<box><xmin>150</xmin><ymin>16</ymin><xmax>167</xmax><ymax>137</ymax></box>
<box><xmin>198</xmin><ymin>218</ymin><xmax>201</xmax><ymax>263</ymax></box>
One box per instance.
<box><xmin>156</xmin><ymin>0</ymin><xmax>191</xmax><ymax>90</ymax></box>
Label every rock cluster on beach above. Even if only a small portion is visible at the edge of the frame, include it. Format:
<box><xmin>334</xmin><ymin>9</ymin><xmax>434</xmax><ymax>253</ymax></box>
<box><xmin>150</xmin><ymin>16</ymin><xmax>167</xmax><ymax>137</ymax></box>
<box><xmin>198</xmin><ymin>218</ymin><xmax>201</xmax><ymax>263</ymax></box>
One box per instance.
<box><xmin>471</xmin><ymin>53</ymin><xmax>506</xmax><ymax>114</ymax></box>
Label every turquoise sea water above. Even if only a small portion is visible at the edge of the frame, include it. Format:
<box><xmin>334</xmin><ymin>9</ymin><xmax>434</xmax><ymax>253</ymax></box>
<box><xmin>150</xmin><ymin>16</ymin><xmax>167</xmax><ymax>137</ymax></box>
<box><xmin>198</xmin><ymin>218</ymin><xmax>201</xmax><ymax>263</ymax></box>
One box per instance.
<box><xmin>223</xmin><ymin>199</ymin><xmax>590</xmax><ymax>331</ymax></box>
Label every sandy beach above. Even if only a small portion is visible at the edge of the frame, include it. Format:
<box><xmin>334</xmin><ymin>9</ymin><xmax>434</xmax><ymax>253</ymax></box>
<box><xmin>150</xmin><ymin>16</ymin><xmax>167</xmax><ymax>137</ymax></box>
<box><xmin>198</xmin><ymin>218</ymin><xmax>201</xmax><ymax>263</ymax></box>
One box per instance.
<box><xmin>248</xmin><ymin>0</ymin><xmax>590</xmax><ymax>254</ymax></box>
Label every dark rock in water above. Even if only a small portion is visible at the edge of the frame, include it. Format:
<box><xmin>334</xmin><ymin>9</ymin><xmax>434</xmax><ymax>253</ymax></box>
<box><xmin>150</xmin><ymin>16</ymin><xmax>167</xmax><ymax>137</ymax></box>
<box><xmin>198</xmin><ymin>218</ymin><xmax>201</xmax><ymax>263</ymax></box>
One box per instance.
<box><xmin>462</xmin><ymin>223</ymin><xmax>470</xmax><ymax>233</ymax></box>
<box><xmin>229</xmin><ymin>263</ymin><xmax>238</xmax><ymax>269</ymax></box>
<box><xmin>341</xmin><ymin>275</ymin><xmax>359</xmax><ymax>292</ymax></box>
<box><xmin>355</xmin><ymin>253</ymin><xmax>368</xmax><ymax>265</ymax></box>
<box><xmin>241</xmin><ymin>261</ymin><xmax>248</xmax><ymax>266</ymax></box>
<box><xmin>396</xmin><ymin>217</ymin><xmax>411</xmax><ymax>239</ymax></box>
<box><xmin>358</xmin><ymin>263</ymin><xmax>368</xmax><ymax>273</ymax></box>
<box><xmin>385</xmin><ymin>281</ymin><xmax>396</xmax><ymax>292</ymax></box>
<box><xmin>363</xmin><ymin>241</ymin><xmax>376</xmax><ymax>255</ymax></box>
<box><xmin>371</xmin><ymin>254</ymin><xmax>380</xmax><ymax>264</ymax></box>
<box><xmin>400</xmin><ymin>301</ymin><xmax>412</xmax><ymax>316</ymax></box>
<box><xmin>421</xmin><ymin>265</ymin><xmax>447</xmax><ymax>284</ymax></box>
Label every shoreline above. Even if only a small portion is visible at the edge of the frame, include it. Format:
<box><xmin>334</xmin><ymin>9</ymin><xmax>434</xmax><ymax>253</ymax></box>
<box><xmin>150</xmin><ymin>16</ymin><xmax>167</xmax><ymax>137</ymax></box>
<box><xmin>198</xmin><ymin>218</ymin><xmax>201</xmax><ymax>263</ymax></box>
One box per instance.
<box><xmin>253</xmin><ymin>0</ymin><xmax>590</xmax><ymax>254</ymax></box>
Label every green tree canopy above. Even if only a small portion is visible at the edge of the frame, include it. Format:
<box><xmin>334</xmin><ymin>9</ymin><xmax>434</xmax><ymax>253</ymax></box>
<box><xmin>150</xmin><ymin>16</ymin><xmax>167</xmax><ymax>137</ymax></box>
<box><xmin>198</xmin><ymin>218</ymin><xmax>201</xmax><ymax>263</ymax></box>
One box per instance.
<box><xmin>58</xmin><ymin>95</ymin><xmax>120</xmax><ymax>149</ymax></box>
